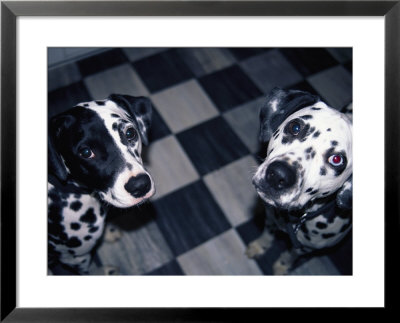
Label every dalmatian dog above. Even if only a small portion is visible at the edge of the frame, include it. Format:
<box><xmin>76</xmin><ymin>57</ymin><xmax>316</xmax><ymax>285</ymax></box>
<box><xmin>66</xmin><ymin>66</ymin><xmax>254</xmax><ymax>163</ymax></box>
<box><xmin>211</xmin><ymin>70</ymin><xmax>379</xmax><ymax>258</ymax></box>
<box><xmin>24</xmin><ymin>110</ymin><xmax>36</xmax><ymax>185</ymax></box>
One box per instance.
<box><xmin>48</xmin><ymin>94</ymin><xmax>155</xmax><ymax>275</ymax></box>
<box><xmin>246</xmin><ymin>88</ymin><xmax>352</xmax><ymax>275</ymax></box>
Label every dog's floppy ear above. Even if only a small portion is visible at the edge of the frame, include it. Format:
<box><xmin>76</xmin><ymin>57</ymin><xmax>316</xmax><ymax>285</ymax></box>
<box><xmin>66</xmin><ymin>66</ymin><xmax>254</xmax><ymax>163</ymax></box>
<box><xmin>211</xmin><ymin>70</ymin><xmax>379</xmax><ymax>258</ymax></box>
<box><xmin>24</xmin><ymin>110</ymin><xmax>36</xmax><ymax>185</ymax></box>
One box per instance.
<box><xmin>336</xmin><ymin>176</ymin><xmax>352</xmax><ymax>210</ymax></box>
<box><xmin>48</xmin><ymin>114</ymin><xmax>75</xmax><ymax>182</ymax></box>
<box><xmin>108</xmin><ymin>94</ymin><xmax>152</xmax><ymax>145</ymax></box>
<box><xmin>259</xmin><ymin>88</ymin><xmax>320</xmax><ymax>142</ymax></box>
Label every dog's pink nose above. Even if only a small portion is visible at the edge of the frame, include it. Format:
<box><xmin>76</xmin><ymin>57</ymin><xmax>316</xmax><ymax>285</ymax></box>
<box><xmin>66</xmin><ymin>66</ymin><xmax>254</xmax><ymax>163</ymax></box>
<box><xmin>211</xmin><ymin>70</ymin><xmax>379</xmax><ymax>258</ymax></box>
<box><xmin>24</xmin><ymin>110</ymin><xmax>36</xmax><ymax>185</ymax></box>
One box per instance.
<box><xmin>124</xmin><ymin>174</ymin><xmax>151</xmax><ymax>198</ymax></box>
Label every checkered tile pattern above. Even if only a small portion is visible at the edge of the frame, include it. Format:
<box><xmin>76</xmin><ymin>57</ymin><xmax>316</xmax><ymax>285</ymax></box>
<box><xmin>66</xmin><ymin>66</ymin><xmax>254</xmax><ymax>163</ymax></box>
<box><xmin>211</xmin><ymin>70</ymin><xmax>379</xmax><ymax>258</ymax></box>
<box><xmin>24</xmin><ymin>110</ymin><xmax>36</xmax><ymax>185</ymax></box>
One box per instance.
<box><xmin>48</xmin><ymin>47</ymin><xmax>353</xmax><ymax>275</ymax></box>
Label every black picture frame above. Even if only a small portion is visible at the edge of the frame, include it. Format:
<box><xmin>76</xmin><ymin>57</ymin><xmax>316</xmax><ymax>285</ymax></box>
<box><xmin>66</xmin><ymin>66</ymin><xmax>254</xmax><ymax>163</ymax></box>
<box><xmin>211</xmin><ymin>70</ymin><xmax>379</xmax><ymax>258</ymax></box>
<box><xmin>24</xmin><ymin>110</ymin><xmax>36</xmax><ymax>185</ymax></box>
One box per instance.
<box><xmin>1</xmin><ymin>1</ymin><xmax>398</xmax><ymax>321</ymax></box>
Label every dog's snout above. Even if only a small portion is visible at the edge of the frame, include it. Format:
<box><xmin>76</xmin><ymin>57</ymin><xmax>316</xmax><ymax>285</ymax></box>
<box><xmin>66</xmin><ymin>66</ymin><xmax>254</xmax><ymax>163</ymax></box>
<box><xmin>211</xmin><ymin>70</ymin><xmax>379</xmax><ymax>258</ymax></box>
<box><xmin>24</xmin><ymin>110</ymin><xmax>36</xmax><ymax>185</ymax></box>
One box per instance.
<box><xmin>124</xmin><ymin>174</ymin><xmax>151</xmax><ymax>198</ymax></box>
<box><xmin>265</xmin><ymin>161</ymin><xmax>296</xmax><ymax>191</ymax></box>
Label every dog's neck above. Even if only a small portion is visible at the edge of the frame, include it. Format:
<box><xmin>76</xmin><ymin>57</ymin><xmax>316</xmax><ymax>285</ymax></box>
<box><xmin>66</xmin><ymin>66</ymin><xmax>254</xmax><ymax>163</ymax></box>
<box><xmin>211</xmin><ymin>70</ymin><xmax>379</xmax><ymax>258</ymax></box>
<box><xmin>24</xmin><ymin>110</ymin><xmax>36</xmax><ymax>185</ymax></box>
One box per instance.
<box><xmin>48</xmin><ymin>174</ymin><xmax>92</xmax><ymax>195</ymax></box>
<box><xmin>272</xmin><ymin>195</ymin><xmax>339</xmax><ymax>249</ymax></box>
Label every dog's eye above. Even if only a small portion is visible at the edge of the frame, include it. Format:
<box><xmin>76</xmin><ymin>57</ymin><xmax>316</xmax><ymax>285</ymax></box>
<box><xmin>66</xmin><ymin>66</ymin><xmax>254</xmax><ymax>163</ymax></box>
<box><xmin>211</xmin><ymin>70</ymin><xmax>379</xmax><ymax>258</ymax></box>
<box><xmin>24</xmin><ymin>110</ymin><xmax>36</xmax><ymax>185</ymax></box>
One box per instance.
<box><xmin>125</xmin><ymin>127</ymin><xmax>138</xmax><ymax>141</ymax></box>
<box><xmin>79</xmin><ymin>147</ymin><xmax>95</xmax><ymax>159</ymax></box>
<box><xmin>288</xmin><ymin>121</ymin><xmax>301</xmax><ymax>135</ymax></box>
<box><xmin>328</xmin><ymin>154</ymin><xmax>344</xmax><ymax>167</ymax></box>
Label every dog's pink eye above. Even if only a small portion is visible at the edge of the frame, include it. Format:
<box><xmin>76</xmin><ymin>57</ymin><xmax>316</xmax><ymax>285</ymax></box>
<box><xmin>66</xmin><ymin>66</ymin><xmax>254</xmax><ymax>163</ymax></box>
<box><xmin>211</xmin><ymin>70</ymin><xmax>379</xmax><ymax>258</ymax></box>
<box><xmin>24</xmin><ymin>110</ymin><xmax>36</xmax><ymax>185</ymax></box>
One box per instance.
<box><xmin>328</xmin><ymin>154</ymin><xmax>343</xmax><ymax>166</ymax></box>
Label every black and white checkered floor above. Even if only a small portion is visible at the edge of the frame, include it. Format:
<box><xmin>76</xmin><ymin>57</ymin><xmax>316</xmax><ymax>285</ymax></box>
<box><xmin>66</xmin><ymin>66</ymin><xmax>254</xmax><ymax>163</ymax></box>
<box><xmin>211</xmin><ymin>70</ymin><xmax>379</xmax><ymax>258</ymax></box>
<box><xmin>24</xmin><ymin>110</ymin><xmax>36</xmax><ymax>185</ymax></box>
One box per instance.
<box><xmin>48</xmin><ymin>47</ymin><xmax>352</xmax><ymax>275</ymax></box>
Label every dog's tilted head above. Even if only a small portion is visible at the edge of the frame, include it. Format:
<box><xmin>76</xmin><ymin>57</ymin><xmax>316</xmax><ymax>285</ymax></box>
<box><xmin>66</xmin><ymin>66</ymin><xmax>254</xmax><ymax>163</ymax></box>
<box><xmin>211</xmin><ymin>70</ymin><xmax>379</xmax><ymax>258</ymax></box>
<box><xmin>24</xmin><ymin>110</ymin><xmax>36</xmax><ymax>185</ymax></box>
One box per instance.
<box><xmin>253</xmin><ymin>88</ymin><xmax>352</xmax><ymax>210</ymax></box>
<box><xmin>48</xmin><ymin>94</ymin><xmax>155</xmax><ymax>208</ymax></box>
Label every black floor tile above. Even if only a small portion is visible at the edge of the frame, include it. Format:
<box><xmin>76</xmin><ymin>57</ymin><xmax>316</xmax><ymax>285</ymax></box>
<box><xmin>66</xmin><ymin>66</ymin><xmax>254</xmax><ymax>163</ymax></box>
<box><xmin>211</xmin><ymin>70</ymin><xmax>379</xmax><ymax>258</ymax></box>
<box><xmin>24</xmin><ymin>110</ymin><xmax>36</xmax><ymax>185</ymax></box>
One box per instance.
<box><xmin>132</xmin><ymin>49</ymin><xmax>194</xmax><ymax>93</ymax></box>
<box><xmin>146</xmin><ymin>260</ymin><xmax>185</xmax><ymax>275</ymax></box>
<box><xmin>287</xmin><ymin>80</ymin><xmax>319</xmax><ymax>96</ymax></box>
<box><xmin>153</xmin><ymin>180</ymin><xmax>231</xmax><ymax>256</ymax></box>
<box><xmin>77</xmin><ymin>48</ymin><xmax>129</xmax><ymax>77</ymax></box>
<box><xmin>228</xmin><ymin>48</ymin><xmax>271</xmax><ymax>61</ymax></box>
<box><xmin>280</xmin><ymin>48</ymin><xmax>339</xmax><ymax>77</ymax></box>
<box><xmin>344</xmin><ymin>61</ymin><xmax>352</xmax><ymax>73</ymax></box>
<box><xmin>48</xmin><ymin>81</ymin><xmax>92</xmax><ymax>118</ymax></box>
<box><xmin>198</xmin><ymin>65</ymin><xmax>263</xmax><ymax>112</ymax></box>
<box><xmin>176</xmin><ymin>117</ymin><xmax>250</xmax><ymax>176</ymax></box>
<box><xmin>148</xmin><ymin>104</ymin><xmax>172</xmax><ymax>142</ymax></box>
<box><xmin>287</xmin><ymin>80</ymin><xmax>330</xmax><ymax>109</ymax></box>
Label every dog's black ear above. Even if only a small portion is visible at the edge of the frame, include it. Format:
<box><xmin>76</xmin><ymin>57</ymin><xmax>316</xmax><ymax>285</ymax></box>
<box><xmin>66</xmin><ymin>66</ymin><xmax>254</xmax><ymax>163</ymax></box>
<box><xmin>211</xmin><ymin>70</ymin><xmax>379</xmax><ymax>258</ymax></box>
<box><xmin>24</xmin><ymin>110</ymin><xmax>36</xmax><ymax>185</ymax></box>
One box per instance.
<box><xmin>259</xmin><ymin>88</ymin><xmax>320</xmax><ymax>142</ymax></box>
<box><xmin>108</xmin><ymin>94</ymin><xmax>152</xmax><ymax>145</ymax></box>
<box><xmin>336</xmin><ymin>176</ymin><xmax>352</xmax><ymax>210</ymax></box>
<box><xmin>48</xmin><ymin>114</ymin><xmax>75</xmax><ymax>182</ymax></box>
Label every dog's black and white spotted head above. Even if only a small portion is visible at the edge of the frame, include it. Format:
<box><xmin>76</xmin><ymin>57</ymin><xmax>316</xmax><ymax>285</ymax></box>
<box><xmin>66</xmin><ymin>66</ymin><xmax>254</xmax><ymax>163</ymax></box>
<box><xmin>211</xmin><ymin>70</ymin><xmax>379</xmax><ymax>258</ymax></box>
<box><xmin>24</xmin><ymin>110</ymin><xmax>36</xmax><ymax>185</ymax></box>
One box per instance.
<box><xmin>253</xmin><ymin>88</ymin><xmax>352</xmax><ymax>210</ymax></box>
<box><xmin>48</xmin><ymin>94</ymin><xmax>155</xmax><ymax>208</ymax></box>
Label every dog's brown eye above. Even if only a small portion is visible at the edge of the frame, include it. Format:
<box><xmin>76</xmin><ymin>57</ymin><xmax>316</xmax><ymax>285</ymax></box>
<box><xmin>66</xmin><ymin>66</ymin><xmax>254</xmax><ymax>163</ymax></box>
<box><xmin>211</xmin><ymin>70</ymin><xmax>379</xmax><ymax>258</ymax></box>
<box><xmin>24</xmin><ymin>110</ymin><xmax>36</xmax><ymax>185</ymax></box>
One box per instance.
<box><xmin>125</xmin><ymin>127</ymin><xmax>138</xmax><ymax>141</ymax></box>
<box><xmin>79</xmin><ymin>147</ymin><xmax>94</xmax><ymax>159</ymax></box>
<box><xmin>288</xmin><ymin>121</ymin><xmax>301</xmax><ymax>135</ymax></box>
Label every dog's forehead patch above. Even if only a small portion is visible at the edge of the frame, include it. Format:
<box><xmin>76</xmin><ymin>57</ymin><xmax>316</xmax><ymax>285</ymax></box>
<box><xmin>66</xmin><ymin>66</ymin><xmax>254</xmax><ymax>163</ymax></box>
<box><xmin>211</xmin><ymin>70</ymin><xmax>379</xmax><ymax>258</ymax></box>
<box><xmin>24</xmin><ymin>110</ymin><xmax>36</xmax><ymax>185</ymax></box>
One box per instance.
<box><xmin>78</xmin><ymin>99</ymin><xmax>130</xmax><ymax>121</ymax></box>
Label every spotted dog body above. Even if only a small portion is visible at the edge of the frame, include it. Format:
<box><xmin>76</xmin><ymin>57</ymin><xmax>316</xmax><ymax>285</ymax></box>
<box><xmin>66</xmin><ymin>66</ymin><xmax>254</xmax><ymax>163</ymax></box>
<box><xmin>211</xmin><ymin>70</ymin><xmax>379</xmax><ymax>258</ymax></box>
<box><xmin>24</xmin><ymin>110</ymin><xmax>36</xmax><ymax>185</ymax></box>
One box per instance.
<box><xmin>247</xmin><ymin>88</ymin><xmax>352</xmax><ymax>274</ymax></box>
<box><xmin>48</xmin><ymin>95</ymin><xmax>155</xmax><ymax>274</ymax></box>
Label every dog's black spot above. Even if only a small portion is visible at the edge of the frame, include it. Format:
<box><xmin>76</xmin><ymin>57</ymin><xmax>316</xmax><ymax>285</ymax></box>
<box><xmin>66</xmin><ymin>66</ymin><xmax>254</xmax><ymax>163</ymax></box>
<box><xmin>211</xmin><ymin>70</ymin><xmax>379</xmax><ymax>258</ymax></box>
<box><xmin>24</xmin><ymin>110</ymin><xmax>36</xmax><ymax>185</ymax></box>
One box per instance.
<box><xmin>80</xmin><ymin>208</ymin><xmax>96</xmax><ymax>224</ymax></box>
<box><xmin>311</xmin><ymin>230</ymin><xmax>319</xmax><ymax>234</ymax></box>
<box><xmin>309</xmin><ymin>126</ymin><xmax>315</xmax><ymax>134</ymax></box>
<box><xmin>112</xmin><ymin>122</ymin><xmax>118</xmax><ymax>131</ymax></box>
<box><xmin>68</xmin><ymin>249</ymin><xmax>75</xmax><ymax>255</ymax></box>
<box><xmin>322</xmin><ymin>233</ymin><xmax>336</xmax><ymax>239</ymax></box>
<box><xmin>327</xmin><ymin>128</ymin><xmax>331</xmax><ymax>132</ymax></box>
<box><xmin>100</xmin><ymin>206</ymin><xmax>106</xmax><ymax>217</ymax></box>
<box><xmin>127</xmin><ymin>149</ymin><xmax>137</xmax><ymax>159</ymax></box>
<box><xmin>126</xmin><ymin>163</ymin><xmax>133</xmax><ymax>170</ymax></box>
<box><xmin>89</xmin><ymin>226</ymin><xmax>99</xmax><ymax>233</ymax></box>
<box><xmin>305</xmin><ymin>147</ymin><xmax>315</xmax><ymax>160</ymax></box>
<box><xmin>111</xmin><ymin>113</ymin><xmax>120</xmax><ymax>118</ymax></box>
<box><xmin>273</xmin><ymin>129</ymin><xmax>280</xmax><ymax>138</ymax></box>
<box><xmin>70</xmin><ymin>222</ymin><xmax>81</xmax><ymax>230</ymax></box>
<box><xmin>311</xmin><ymin>107</ymin><xmax>321</xmax><ymax>110</ymax></box>
<box><xmin>320</xmin><ymin>166</ymin><xmax>327</xmax><ymax>176</ymax></box>
<box><xmin>70</xmin><ymin>201</ymin><xmax>82</xmax><ymax>211</ymax></box>
<box><xmin>310</xmin><ymin>189</ymin><xmax>318</xmax><ymax>195</ymax></box>
<box><xmin>282</xmin><ymin>137</ymin><xmax>288</xmax><ymax>144</ymax></box>
<box><xmin>292</xmin><ymin>161</ymin><xmax>300</xmax><ymax>169</ymax></box>
<box><xmin>51</xmin><ymin>107</ymin><xmax>125</xmax><ymax>192</ymax></box>
<box><xmin>304</xmin><ymin>234</ymin><xmax>311</xmax><ymax>241</ymax></box>
<box><xmin>313</xmin><ymin>130</ymin><xmax>321</xmax><ymax>138</ymax></box>
<box><xmin>331</xmin><ymin>140</ymin><xmax>338</xmax><ymax>146</ymax></box>
<box><xmin>300</xmin><ymin>115</ymin><xmax>313</xmax><ymax>120</ymax></box>
<box><xmin>305</xmin><ymin>188</ymin><xmax>313</xmax><ymax>193</ymax></box>
<box><xmin>322</xmin><ymin>191</ymin><xmax>330</xmax><ymax>196</ymax></box>
<box><xmin>300</xmin><ymin>223</ymin><xmax>308</xmax><ymax>234</ymax></box>
<box><xmin>84</xmin><ymin>235</ymin><xmax>92</xmax><ymax>241</ymax></box>
<box><xmin>95</xmin><ymin>100</ymin><xmax>105</xmax><ymax>106</ymax></box>
<box><xmin>66</xmin><ymin>237</ymin><xmax>82</xmax><ymax>248</ymax></box>
<box><xmin>316</xmin><ymin>222</ymin><xmax>327</xmax><ymax>229</ymax></box>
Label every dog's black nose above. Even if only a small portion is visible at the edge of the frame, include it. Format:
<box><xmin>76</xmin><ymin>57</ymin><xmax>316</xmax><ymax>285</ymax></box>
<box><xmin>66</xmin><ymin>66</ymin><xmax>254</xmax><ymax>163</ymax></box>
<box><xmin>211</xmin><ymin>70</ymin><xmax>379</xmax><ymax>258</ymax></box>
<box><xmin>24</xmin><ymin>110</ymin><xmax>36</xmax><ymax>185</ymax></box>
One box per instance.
<box><xmin>124</xmin><ymin>174</ymin><xmax>151</xmax><ymax>198</ymax></box>
<box><xmin>265</xmin><ymin>161</ymin><xmax>296</xmax><ymax>190</ymax></box>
